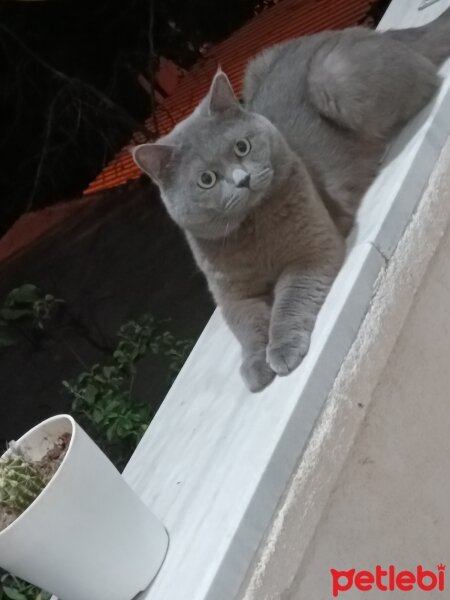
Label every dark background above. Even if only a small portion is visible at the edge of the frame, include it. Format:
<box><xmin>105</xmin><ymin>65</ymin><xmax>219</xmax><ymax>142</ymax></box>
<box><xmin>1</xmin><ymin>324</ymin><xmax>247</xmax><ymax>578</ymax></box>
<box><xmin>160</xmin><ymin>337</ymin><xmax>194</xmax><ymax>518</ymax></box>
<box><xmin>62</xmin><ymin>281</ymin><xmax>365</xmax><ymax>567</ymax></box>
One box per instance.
<box><xmin>0</xmin><ymin>180</ymin><xmax>214</xmax><ymax>456</ymax></box>
<box><xmin>0</xmin><ymin>0</ymin><xmax>277</xmax><ymax>236</ymax></box>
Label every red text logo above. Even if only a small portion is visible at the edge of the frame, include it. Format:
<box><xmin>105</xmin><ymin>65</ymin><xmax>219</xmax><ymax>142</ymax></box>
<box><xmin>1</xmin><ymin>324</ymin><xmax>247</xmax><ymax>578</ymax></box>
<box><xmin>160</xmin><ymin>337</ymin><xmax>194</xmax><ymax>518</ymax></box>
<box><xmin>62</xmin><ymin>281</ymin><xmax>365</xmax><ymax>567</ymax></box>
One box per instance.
<box><xmin>330</xmin><ymin>564</ymin><xmax>446</xmax><ymax>597</ymax></box>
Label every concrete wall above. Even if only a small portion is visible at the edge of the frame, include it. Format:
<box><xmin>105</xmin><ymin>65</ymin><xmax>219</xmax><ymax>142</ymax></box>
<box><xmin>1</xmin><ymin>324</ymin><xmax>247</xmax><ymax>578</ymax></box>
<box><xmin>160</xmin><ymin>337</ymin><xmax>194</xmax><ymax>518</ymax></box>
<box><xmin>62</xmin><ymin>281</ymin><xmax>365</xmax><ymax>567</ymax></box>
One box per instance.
<box><xmin>286</xmin><ymin>207</ymin><xmax>450</xmax><ymax>599</ymax></box>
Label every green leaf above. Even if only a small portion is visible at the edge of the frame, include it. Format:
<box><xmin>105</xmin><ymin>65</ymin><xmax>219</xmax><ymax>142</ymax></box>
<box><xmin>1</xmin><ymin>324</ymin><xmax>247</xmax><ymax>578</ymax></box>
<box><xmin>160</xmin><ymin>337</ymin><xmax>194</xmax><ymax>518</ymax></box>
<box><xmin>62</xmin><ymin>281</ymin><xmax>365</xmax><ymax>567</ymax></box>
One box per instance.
<box><xmin>0</xmin><ymin>308</ymin><xmax>33</xmax><ymax>321</ymax></box>
<box><xmin>92</xmin><ymin>409</ymin><xmax>104</xmax><ymax>424</ymax></box>
<box><xmin>2</xmin><ymin>587</ymin><xmax>27</xmax><ymax>600</ymax></box>
<box><xmin>84</xmin><ymin>384</ymin><xmax>97</xmax><ymax>405</ymax></box>
<box><xmin>106</xmin><ymin>398</ymin><xmax>120</xmax><ymax>410</ymax></box>
<box><xmin>102</xmin><ymin>366</ymin><xmax>115</xmax><ymax>379</ymax></box>
<box><xmin>7</xmin><ymin>284</ymin><xmax>39</xmax><ymax>304</ymax></box>
<box><xmin>106</xmin><ymin>424</ymin><xmax>117</xmax><ymax>442</ymax></box>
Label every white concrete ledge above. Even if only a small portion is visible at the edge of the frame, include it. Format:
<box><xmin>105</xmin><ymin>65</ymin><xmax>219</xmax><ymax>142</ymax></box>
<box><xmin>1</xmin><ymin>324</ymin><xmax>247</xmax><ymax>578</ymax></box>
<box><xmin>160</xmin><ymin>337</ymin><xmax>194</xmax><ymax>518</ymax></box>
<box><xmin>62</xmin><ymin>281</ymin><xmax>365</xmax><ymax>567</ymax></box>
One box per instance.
<box><xmin>51</xmin><ymin>2</ymin><xmax>450</xmax><ymax>600</ymax></box>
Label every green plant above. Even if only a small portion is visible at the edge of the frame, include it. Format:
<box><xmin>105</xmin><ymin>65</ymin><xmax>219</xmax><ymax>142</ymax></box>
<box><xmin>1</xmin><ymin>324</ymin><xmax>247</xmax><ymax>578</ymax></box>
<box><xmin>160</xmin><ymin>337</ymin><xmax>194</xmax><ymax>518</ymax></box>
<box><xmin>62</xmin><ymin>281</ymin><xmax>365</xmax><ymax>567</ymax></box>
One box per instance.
<box><xmin>0</xmin><ymin>572</ymin><xmax>50</xmax><ymax>600</ymax></box>
<box><xmin>113</xmin><ymin>317</ymin><xmax>193</xmax><ymax>381</ymax></box>
<box><xmin>0</xmin><ymin>285</ymin><xmax>64</xmax><ymax>349</ymax></box>
<box><xmin>63</xmin><ymin>314</ymin><xmax>194</xmax><ymax>455</ymax></box>
<box><xmin>157</xmin><ymin>332</ymin><xmax>193</xmax><ymax>381</ymax></box>
<box><xmin>64</xmin><ymin>363</ymin><xmax>151</xmax><ymax>447</ymax></box>
<box><xmin>0</xmin><ymin>457</ymin><xmax>46</xmax><ymax>516</ymax></box>
<box><xmin>0</xmin><ymin>457</ymin><xmax>50</xmax><ymax>600</ymax></box>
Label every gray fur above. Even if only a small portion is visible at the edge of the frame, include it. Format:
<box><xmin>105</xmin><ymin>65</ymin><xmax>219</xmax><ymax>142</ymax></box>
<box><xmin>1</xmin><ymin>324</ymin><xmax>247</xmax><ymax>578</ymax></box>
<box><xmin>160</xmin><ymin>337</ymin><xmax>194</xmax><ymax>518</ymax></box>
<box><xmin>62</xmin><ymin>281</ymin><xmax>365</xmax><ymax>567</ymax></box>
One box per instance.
<box><xmin>133</xmin><ymin>9</ymin><xmax>450</xmax><ymax>392</ymax></box>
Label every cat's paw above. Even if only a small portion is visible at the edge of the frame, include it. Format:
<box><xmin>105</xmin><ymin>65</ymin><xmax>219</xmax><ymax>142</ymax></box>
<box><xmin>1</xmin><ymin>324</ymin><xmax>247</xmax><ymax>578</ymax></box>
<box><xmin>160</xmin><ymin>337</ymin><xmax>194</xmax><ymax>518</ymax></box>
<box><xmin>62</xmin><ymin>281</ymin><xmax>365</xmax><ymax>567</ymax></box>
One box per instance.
<box><xmin>240</xmin><ymin>352</ymin><xmax>276</xmax><ymax>393</ymax></box>
<box><xmin>267</xmin><ymin>332</ymin><xmax>311</xmax><ymax>376</ymax></box>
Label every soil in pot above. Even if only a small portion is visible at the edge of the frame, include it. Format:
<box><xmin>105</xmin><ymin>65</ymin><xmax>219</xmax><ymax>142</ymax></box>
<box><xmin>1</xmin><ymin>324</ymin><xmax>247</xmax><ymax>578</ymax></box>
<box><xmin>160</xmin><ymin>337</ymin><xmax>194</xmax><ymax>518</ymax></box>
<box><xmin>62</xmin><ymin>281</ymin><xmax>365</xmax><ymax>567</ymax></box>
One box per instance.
<box><xmin>0</xmin><ymin>432</ymin><xmax>71</xmax><ymax>532</ymax></box>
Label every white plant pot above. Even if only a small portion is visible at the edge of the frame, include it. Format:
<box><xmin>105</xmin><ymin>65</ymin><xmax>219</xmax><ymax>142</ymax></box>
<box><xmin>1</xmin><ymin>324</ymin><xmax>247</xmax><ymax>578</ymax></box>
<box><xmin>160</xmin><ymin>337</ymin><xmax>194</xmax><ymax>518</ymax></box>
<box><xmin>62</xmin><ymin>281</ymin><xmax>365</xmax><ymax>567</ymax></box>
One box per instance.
<box><xmin>0</xmin><ymin>414</ymin><xmax>169</xmax><ymax>600</ymax></box>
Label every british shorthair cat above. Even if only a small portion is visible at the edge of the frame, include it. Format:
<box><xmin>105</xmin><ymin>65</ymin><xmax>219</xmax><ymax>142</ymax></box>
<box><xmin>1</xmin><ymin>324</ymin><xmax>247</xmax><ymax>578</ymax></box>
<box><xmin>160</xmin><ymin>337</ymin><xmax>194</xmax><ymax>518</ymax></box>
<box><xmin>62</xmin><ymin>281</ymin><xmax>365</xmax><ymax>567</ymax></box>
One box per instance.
<box><xmin>134</xmin><ymin>8</ymin><xmax>450</xmax><ymax>391</ymax></box>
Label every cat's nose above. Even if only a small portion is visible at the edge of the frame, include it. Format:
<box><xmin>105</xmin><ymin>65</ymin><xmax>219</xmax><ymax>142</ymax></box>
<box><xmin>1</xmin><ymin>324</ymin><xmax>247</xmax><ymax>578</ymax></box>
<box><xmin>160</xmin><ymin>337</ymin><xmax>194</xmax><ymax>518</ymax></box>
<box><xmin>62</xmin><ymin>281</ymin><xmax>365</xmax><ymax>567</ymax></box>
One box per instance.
<box><xmin>232</xmin><ymin>168</ymin><xmax>251</xmax><ymax>188</ymax></box>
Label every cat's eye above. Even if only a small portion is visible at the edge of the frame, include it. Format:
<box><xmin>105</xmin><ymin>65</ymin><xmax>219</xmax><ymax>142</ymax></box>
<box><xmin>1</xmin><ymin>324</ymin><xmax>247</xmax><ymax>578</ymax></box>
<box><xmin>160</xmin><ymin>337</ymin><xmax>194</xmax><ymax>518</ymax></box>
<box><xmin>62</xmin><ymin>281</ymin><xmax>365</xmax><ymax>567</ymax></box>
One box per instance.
<box><xmin>234</xmin><ymin>138</ymin><xmax>251</xmax><ymax>157</ymax></box>
<box><xmin>198</xmin><ymin>170</ymin><xmax>217</xmax><ymax>189</ymax></box>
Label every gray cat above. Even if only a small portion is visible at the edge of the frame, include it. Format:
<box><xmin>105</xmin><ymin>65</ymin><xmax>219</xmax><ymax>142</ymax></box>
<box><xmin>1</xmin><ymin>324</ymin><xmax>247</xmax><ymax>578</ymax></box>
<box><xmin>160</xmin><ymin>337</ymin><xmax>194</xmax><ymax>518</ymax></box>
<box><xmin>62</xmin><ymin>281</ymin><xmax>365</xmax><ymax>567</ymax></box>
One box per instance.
<box><xmin>133</xmin><ymin>8</ymin><xmax>450</xmax><ymax>392</ymax></box>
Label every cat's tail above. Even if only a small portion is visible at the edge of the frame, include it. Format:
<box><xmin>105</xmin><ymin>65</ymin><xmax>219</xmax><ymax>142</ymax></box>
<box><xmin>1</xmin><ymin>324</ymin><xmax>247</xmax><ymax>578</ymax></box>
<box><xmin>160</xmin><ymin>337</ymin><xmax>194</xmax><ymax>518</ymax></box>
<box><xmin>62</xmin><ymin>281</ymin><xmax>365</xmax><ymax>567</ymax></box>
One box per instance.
<box><xmin>383</xmin><ymin>6</ymin><xmax>450</xmax><ymax>66</ymax></box>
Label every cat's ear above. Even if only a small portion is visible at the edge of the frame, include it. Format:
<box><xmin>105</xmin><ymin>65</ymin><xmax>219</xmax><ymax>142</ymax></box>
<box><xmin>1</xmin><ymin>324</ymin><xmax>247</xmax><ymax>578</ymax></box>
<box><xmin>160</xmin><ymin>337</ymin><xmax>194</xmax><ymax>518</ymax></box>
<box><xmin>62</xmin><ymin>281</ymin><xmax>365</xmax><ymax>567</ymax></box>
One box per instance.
<box><xmin>132</xmin><ymin>143</ymin><xmax>175</xmax><ymax>184</ymax></box>
<box><xmin>206</xmin><ymin>70</ymin><xmax>241</xmax><ymax>115</ymax></box>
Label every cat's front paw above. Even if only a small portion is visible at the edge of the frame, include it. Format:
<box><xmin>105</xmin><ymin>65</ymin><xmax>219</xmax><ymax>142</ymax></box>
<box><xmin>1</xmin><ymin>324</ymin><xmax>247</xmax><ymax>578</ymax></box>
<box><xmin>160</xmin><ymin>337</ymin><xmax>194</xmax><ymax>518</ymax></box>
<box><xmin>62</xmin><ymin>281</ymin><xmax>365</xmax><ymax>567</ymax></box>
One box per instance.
<box><xmin>267</xmin><ymin>331</ymin><xmax>311</xmax><ymax>376</ymax></box>
<box><xmin>240</xmin><ymin>352</ymin><xmax>275</xmax><ymax>393</ymax></box>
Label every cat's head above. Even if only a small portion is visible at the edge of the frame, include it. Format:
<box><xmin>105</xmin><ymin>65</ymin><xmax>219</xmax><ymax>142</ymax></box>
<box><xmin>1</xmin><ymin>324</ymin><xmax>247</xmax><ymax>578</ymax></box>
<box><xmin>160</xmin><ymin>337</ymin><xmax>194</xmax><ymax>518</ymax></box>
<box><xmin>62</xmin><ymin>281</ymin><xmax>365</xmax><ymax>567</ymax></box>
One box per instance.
<box><xmin>133</xmin><ymin>71</ymin><xmax>286</xmax><ymax>239</ymax></box>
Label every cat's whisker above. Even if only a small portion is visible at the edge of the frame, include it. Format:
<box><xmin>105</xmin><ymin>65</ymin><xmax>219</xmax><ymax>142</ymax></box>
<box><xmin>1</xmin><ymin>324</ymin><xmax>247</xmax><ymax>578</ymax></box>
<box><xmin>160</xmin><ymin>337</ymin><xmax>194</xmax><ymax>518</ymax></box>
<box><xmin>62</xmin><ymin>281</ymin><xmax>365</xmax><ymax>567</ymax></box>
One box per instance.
<box><xmin>224</xmin><ymin>194</ymin><xmax>240</xmax><ymax>212</ymax></box>
<box><xmin>222</xmin><ymin>221</ymin><xmax>231</xmax><ymax>247</ymax></box>
<box><xmin>250</xmin><ymin>168</ymin><xmax>273</xmax><ymax>191</ymax></box>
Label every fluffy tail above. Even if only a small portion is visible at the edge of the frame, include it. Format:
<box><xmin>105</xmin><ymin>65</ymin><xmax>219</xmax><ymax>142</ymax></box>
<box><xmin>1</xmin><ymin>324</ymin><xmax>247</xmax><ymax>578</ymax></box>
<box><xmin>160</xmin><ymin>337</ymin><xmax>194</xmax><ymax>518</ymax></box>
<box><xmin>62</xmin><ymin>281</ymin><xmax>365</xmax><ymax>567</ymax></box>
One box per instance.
<box><xmin>383</xmin><ymin>6</ymin><xmax>450</xmax><ymax>66</ymax></box>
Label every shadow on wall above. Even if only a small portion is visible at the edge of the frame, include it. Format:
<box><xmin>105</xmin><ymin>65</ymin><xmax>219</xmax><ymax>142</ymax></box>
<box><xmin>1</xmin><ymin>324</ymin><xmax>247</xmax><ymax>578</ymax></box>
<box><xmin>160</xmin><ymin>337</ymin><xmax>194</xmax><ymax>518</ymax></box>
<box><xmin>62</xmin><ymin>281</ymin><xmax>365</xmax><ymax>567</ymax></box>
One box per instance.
<box><xmin>0</xmin><ymin>180</ymin><xmax>214</xmax><ymax>454</ymax></box>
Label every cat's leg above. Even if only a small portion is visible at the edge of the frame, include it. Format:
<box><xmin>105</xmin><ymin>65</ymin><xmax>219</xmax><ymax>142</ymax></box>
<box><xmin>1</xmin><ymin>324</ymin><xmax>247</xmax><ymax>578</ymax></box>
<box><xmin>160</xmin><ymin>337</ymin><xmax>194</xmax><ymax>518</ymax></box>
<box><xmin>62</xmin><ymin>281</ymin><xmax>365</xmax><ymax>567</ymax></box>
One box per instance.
<box><xmin>307</xmin><ymin>29</ymin><xmax>440</xmax><ymax>140</ymax></box>
<box><xmin>222</xmin><ymin>296</ymin><xmax>275</xmax><ymax>392</ymax></box>
<box><xmin>267</xmin><ymin>266</ymin><xmax>336</xmax><ymax>375</ymax></box>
